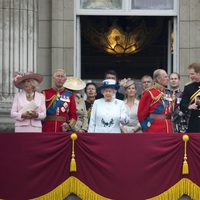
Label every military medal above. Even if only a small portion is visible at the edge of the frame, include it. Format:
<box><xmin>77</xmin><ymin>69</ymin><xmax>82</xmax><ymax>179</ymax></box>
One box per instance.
<box><xmin>147</xmin><ymin>122</ymin><xmax>151</xmax><ymax>127</ymax></box>
<box><xmin>56</xmin><ymin>93</ymin><xmax>61</xmax><ymax>101</ymax></box>
<box><xmin>164</xmin><ymin>94</ymin><xmax>172</xmax><ymax>101</ymax></box>
<box><xmin>60</xmin><ymin>95</ymin><xmax>70</xmax><ymax>102</ymax></box>
<box><xmin>56</xmin><ymin>108</ymin><xmax>59</xmax><ymax>115</ymax></box>
<box><xmin>66</xmin><ymin>96</ymin><xmax>70</xmax><ymax>102</ymax></box>
<box><xmin>63</xmin><ymin>102</ymin><xmax>68</xmax><ymax>108</ymax></box>
<box><xmin>61</xmin><ymin>107</ymin><xmax>66</xmax><ymax>112</ymax></box>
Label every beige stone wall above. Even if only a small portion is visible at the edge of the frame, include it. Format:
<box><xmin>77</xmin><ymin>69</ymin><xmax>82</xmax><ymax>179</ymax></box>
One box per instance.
<box><xmin>179</xmin><ymin>0</ymin><xmax>200</xmax><ymax>87</ymax></box>
<box><xmin>37</xmin><ymin>0</ymin><xmax>74</xmax><ymax>90</ymax></box>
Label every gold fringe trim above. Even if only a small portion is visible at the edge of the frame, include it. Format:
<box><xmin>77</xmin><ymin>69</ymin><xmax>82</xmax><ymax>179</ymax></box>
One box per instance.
<box><xmin>46</xmin><ymin>95</ymin><xmax>57</xmax><ymax>110</ymax></box>
<box><xmin>148</xmin><ymin>178</ymin><xmax>200</xmax><ymax>200</ymax></box>
<box><xmin>32</xmin><ymin>176</ymin><xmax>110</xmax><ymax>200</ymax></box>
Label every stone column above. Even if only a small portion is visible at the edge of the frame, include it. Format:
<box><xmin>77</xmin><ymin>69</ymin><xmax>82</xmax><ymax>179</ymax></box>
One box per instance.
<box><xmin>0</xmin><ymin>0</ymin><xmax>38</xmax><ymax>131</ymax></box>
<box><xmin>179</xmin><ymin>0</ymin><xmax>200</xmax><ymax>87</ymax></box>
<box><xmin>51</xmin><ymin>0</ymin><xmax>74</xmax><ymax>76</ymax></box>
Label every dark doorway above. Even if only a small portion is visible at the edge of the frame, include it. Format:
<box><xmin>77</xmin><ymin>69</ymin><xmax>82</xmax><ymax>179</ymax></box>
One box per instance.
<box><xmin>81</xmin><ymin>16</ymin><xmax>172</xmax><ymax>80</ymax></box>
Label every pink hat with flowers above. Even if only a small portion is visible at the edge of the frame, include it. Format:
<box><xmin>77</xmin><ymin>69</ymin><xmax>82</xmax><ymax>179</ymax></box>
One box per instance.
<box><xmin>13</xmin><ymin>72</ymin><xmax>43</xmax><ymax>89</ymax></box>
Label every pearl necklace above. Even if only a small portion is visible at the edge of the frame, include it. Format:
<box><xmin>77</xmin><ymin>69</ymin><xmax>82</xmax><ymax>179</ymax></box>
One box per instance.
<box><xmin>26</xmin><ymin>92</ymin><xmax>35</xmax><ymax>98</ymax></box>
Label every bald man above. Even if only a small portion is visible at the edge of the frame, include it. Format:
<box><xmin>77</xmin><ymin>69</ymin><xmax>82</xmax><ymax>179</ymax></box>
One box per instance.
<box><xmin>138</xmin><ymin>69</ymin><xmax>174</xmax><ymax>133</ymax></box>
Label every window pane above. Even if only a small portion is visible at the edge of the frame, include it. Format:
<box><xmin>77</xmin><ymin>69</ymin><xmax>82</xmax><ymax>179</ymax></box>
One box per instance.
<box><xmin>80</xmin><ymin>0</ymin><xmax>122</xmax><ymax>9</ymax></box>
<box><xmin>132</xmin><ymin>0</ymin><xmax>174</xmax><ymax>10</ymax></box>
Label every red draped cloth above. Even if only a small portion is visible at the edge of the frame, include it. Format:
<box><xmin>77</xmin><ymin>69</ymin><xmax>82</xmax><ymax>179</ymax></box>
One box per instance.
<box><xmin>0</xmin><ymin>133</ymin><xmax>200</xmax><ymax>200</ymax></box>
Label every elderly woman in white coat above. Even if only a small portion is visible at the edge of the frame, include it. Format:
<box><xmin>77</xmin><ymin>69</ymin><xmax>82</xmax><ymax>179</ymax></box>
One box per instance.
<box><xmin>11</xmin><ymin>72</ymin><xmax>46</xmax><ymax>132</ymax></box>
<box><xmin>88</xmin><ymin>79</ymin><xmax>129</xmax><ymax>133</ymax></box>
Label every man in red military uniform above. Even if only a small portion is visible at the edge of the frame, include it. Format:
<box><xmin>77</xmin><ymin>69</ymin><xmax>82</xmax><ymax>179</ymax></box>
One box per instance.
<box><xmin>138</xmin><ymin>69</ymin><xmax>174</xmax><ymax>133</ymax></box>
<box><xmin>42</xmin><ymin>69</ymin><xmax>77</xmax><ymax>132</ymax></box>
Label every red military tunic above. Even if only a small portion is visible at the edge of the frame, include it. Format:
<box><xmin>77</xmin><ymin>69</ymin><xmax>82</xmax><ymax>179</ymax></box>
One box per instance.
<box><xmin>138</xmin><ymin>83</ymin><xmax>174</xmax><ymax>133</ymax></box>
<box><xmin>42</xmin><ymin>87</ymin><xmax>77</xmax><ymax>132</ymax></box>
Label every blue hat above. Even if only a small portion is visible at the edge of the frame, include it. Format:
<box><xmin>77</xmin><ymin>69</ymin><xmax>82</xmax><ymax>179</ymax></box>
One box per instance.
<box><xmin>99</xmin><ymin>79</ymin><xmax>120</xmax><ymax>91</ymax></box>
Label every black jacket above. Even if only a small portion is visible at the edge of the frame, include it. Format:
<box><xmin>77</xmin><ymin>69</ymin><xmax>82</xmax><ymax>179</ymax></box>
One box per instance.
<box><xmin>180</xmin><ymin>82</ymin><xmax>200</xmax><ymax>132</ymax></box>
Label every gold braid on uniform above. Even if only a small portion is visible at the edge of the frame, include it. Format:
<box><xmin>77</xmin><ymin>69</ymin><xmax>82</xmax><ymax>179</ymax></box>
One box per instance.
<box><xmin>42</xmin><ymin>91</ymin><xmax>59</xmax><ymax>110</ymax></box>
<box><xmin>190</xmin><ymin>89</ymin><xmax>200</xmax><ymax>103</ymax></box>
<box><xmin>147</xmin><ymin>90</ymin><xmax>164</xmax><ymax>107</ymax></box>
<box><xmin>147</xmin><ymin>83</ymin><xmax>166</xmax><ymax>107</ymax></box>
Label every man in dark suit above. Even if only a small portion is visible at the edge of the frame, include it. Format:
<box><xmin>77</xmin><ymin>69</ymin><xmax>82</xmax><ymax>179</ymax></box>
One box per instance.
<box><xmin>180</xmin><ymin>63</ymin><xmax>200</xmax><ymax>133</ymax></box>
<box><xmin>169</xmin><ymin>72</ymin><xmax>187</xmax><ymax>133</ymax></box>
<box><xmin>96</xmin><ymin>70</ymin><xmax>124</xmax><ymax>100</ymax></box>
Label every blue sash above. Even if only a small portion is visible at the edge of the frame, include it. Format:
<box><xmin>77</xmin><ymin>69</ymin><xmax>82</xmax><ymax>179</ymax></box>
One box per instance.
<box><xmin>47</xmin><ymin>90</ymin><xmax>72</xmax><ymax>115</ymax></box>
<box><xmin>140</xmin><ymin>89</ymin><xmax>171</xmax><ymax>130</ymax></box>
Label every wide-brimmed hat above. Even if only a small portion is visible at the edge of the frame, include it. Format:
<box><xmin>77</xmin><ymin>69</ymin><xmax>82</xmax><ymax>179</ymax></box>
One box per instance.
<box><xmin>13</xmin><ymin>72</ymin><xmax>43</xmax><ymax>89</ymax></box>
<box><xmin>63</xmin><ymin>77</ymin><xmax>86</xmax><ymax>91</ymax></box>
<box><xmin>99</xmin><ymin>79</ymin><xmax>119</xmax><ymax>91</ymax></box>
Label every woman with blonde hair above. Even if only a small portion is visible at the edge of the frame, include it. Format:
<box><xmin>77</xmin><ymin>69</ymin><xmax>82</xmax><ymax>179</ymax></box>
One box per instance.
<box><xmin>120</xmin><ymin>78</ymin><xmax>141</xmax><ymax>133</ymax></box>
<box><xmin>11</xmin><ymin>72</ymin><xmax>46</xmax><ymax>132</ymax></box>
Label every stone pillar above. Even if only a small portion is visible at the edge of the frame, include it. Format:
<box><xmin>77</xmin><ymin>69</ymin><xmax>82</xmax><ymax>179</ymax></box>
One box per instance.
<box><xmin>179</xmin><ymin>0</ymin><xmax>200</xmax><ymax>87</ymax></box>
<box><xmin>0</xmin><ymin>0</ymin><xmax>38</xmax><ymax>131</ymax></box>
<box><xmin>51</xmin><ymin>0</ymin><xmax>74</xmax><ymax>76</ymax></box>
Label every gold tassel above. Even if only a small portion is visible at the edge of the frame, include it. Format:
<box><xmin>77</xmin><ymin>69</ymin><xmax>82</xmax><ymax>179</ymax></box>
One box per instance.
<box><xmin>182</xmin><ymin>161</ymin><xmax>189</xmax><ymax>175</ymax></box>
<box><xmin>182</xmin><ymin>135</ymin><xmax>189</xmax><ymax>175</ymax></box>
<box><xmin>70</xmin><ymin>133</ymin><xmax>78</xmax><ymax>172</ymax></box>
<box><xmin>70</xmin><ymin>158</ymin><xmax>76</xmax><ymax>172</ymax></box>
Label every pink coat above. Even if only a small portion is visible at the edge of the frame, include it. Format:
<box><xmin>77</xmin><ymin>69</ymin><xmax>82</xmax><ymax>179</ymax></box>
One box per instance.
<box><xmin>11</xmin><ymin>91</ymin><xmax>46</xmax><ymax>128</ymax></box>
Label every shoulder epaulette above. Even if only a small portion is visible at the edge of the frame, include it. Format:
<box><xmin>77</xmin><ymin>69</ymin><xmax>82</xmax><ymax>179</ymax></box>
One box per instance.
<box><xmin>144</xmin><ymin>85</ymin><xmax>154</xmax><ymax>92</ymax></box>
<box><xmin>147</xmin><ymin>89</ymin><xmax>163</xmax><ymax>107</ymax></box>
<box><xmin>148</xmin><ymin>90</ymin><xmax>163</xmax><ymax>100</ymax></box>
<box><xmin>42</xmin><ymin>88</ymin><xmax>57</xmax><ymax>102</ymax></box>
